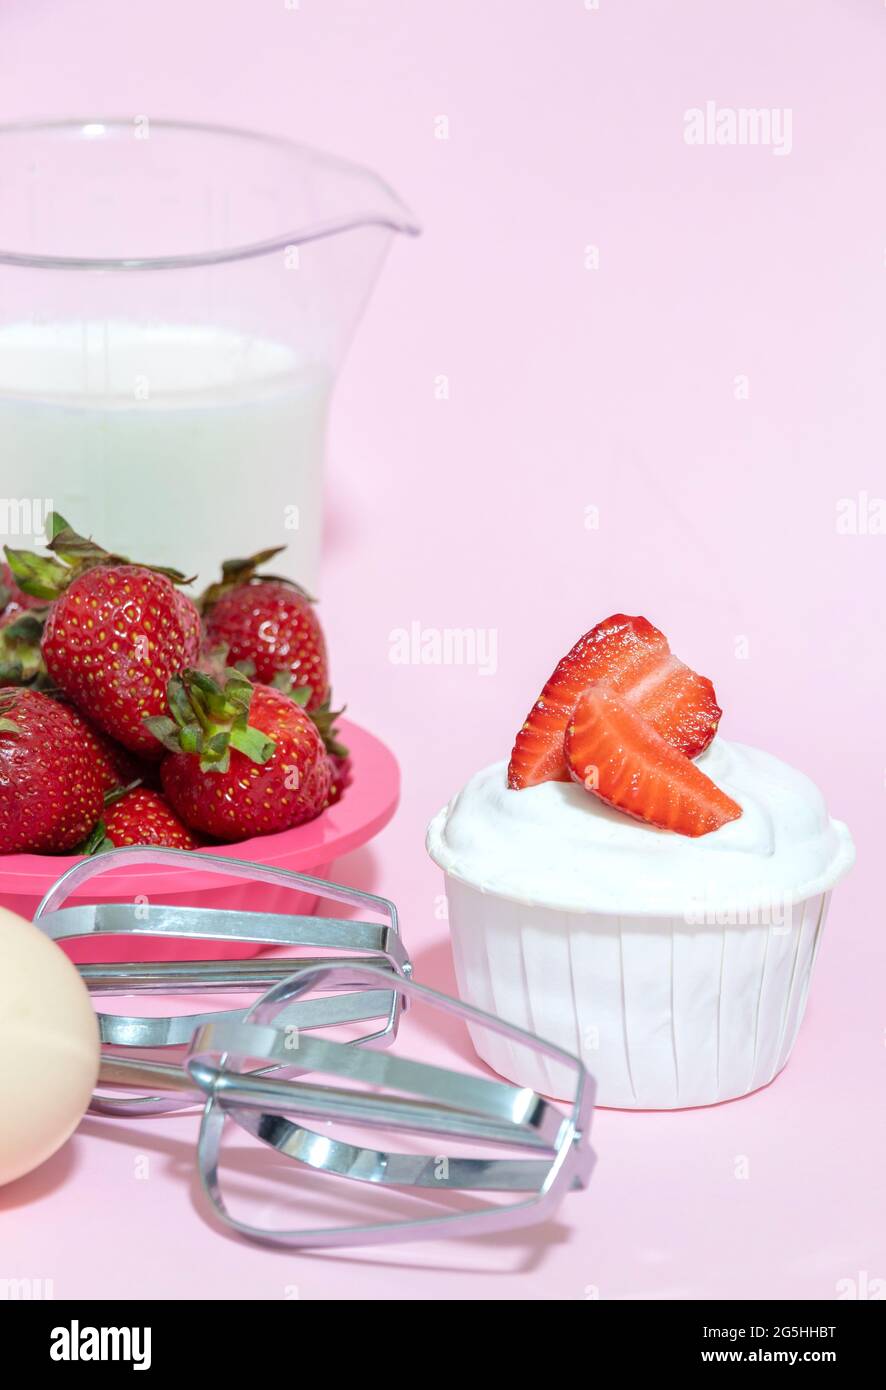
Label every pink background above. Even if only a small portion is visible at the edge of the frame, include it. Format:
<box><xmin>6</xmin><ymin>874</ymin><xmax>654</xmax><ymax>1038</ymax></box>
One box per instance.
<box><xmin>2</xmin><ymin>0</ymin><xmax>885</xmax><ymax>1300</ymax></box>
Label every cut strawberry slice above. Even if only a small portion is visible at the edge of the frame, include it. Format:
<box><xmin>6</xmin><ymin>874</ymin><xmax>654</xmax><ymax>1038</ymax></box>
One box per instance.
<box><xmin>627</xmin><ymin>654</ymin><xmax>721</xmax><ymax>761</ymax></box>
<box><xmin>565</xmin><ymin>686</ymin><xmax>741</xmax><ymax>837</ymax></box>
<box><xmin>507</xmin><ymin>614</ymin><xmax>721</xmax><ymax>789</ymax></box>
<box><xmin>508</xmin><ymin>615</ymin><xmax>665</xmax><ymax>789</ymax></box>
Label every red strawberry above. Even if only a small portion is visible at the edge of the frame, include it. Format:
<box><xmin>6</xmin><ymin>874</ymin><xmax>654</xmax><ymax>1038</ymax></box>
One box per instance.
<box><xmin>102</xmin><ymin>787</ymin><xmax>200</xmax><ymax>850</ymax></box>
<box><xmin>173</xmin><ymin>586</ymin><xmax>202</xmax><ymax>666</ymax></box>
<box><xmin>5</xmin><ymin>511</ymin><xmax>198</xmax><ymax>751</ymax></box>
<box><xmin>62</xmin><ymin>703</ymin><xmax>146</xmax><ymax>794</ymax></box>
<box><xmin>200</xmin><ymin>547</ymin><xmax>328</xmax><ymax>711</ymax></box>
<box><xmin>0</xmin><ymin>689</ymin><xmax>105</xmax><ymax>852</ymax></box>
<box><xmin>41</xmin><ymin>565</ymin><xmax>201</xmax><ymax>756</ymax></box>
<box><xmin>565</xmin><ymin>686</ymin><xmax>741</xmax><ymax>838</ymax></box>
<box><xmin>508</xmin><ymin>615</ymin><xmax>721</xmax><ymax>789</ymax></box>
<box><xmin>148</xmin><ymin>669</ymin><xmax>332</xmax><ymax>841</ymax></box>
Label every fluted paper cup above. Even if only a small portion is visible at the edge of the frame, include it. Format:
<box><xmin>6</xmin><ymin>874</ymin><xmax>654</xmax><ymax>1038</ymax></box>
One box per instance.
<box><xmin>440</xmin><ymin>873</ymin><xmax>834</xmax><ymax>1108</ymax></box>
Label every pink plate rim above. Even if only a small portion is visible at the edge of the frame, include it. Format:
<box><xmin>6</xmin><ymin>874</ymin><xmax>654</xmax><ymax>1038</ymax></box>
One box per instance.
<box><xmin>0</xmin><ymin>717</ymin><xmax>399</xmax><ymax>897</ymax></box>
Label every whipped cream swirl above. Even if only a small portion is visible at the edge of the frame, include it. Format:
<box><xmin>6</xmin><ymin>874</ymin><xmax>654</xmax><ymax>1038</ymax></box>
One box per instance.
<box><xmin>426</xmin><ymin>739</ymin><xmax>854</xmax><ymax>916</ymax></box>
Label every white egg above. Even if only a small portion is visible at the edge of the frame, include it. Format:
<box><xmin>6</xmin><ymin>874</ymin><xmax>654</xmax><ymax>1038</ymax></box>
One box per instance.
<box><xmin>0</xmin><ymin>907</ymin><xmax>99</xmax><ymax>1185</ymax></box>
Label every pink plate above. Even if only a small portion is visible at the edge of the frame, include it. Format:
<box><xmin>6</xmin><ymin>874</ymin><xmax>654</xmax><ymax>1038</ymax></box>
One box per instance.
<box><xmin>0</xmin><ymin>718</ymin><xmax>399</xmax><ymax>962</ymax></box>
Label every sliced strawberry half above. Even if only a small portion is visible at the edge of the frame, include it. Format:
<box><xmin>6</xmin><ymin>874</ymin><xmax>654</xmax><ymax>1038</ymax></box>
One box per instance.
<box><xmin>565</xmin><ymin>686</ymin><xmax>741</xmax><ymax>837</ymax></box>
<box><xmin>507</xmin><ymin>614</ymin><xmax>721</xmax><ymax>789</ymax></box>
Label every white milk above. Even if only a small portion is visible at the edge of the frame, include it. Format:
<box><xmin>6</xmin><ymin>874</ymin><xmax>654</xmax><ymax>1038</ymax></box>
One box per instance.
<box><xmin>0</xmin><ymin>321</ymin><xmax>332</xmax><ymax>590</ymax></box>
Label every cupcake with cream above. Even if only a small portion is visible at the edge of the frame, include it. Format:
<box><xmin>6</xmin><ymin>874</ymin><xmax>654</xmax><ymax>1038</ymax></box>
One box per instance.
<box><xmin>427</xmin><ymin>616</ymin><xmax>854</xmax><ymax>1108</ymax></box>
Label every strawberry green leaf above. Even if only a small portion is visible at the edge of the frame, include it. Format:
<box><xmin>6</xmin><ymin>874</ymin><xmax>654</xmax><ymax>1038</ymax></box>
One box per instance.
<box><xmin>197</xmin><ymin>543</ymin><xmax>318</xmax><ymax>612</ymax></box>
<box><xmin>76</xmin><ymin>820</ymin><xmax>115</xmax><ymax>856</ymax></box>
<box><xmin>103</xmin><ymin>779</ymin><xmax>142</xmax><ymax>807</ymax></box>
<box><xmin>220</xmin><ymin>545</ymin><xmax>287</xmax><ymax>578</ymax></box>
<box><xmin>143</xmin><ymin>714</ymin><xmax>187</xmax><ymax>753</ymax></box>
<box><xmin>167</xmin><ymin>676</ymin><xmax>196</xmax><ymax>730</ymax></box>
<box><xmin>47</xmin><ymin>511</ymin><xmax>71</xmax><ymax>541</ymax></box>
<box><xmin>45</xmin><ymin>512</ymin><xmax>196</xmax><ymax>585</ymax></box>
<box><xmin>308</xmin><ymin>695</ymin><xmax>349</xmax><ymax>758</ymax></box>
<box><xmin>229</xmin><ymin>725</ymin><xmax>275</xmax><ymax>763</ymax></box>
<box><xmin>203</xmin><ymin>730</ymin><xmax>230</xmax><ymax>760</ymax></box>
<box><xmin>179</xmin><ymin>723</ymin><xmax>204</xmax><ymax>755</ymax></box>
<box><xmin>3</xmin><ymin>611</ymin><xmax>45</xmax><ymax>643</ymax></box>
<box><xmin>0</xmin><ymin>608</ymin><xmax>47</xmax><ymax>686</ymax></box>
<box><xmin>3</xmin><ymin>546</ymin><xmax>71</xmax><ymax>600</ymax></box>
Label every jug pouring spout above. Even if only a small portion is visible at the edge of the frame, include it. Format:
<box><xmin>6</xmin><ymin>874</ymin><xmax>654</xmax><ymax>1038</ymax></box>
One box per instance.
<box><xmin>0</xmin><ymin>119</ymin><xmax>420</xmax><ymax>588</ymax></box>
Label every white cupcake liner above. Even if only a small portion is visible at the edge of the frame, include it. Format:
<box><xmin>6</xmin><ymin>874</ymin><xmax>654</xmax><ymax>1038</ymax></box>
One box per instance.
<box><xmin>444</xmin><ymin>874</ymin><xmax>832</xmax><ymax>1108</ymax></box>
